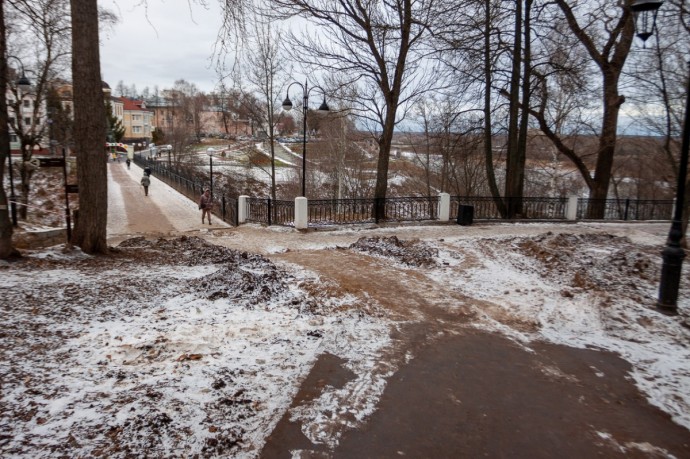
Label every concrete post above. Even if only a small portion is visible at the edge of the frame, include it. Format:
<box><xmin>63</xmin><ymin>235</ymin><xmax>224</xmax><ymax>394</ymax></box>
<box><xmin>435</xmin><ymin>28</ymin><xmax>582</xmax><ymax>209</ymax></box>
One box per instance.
<box><xmin>238</xmin><ymin>195</ymin><xmax>249</xmax><ymax>223</ymax></box>
<box><xmin>566</xmin><ymin>195</ymin><xmax>579</xmax><ymax>220</ymax></box>
<box><xmin>438</xmin><ymin>193</ymin><xmax>450</xmax><ymax>221</ymax></box>
<box><xmin>295</xmin><ymin>197</ymin><xmax>308</xmax><ymax>229</ymax></box>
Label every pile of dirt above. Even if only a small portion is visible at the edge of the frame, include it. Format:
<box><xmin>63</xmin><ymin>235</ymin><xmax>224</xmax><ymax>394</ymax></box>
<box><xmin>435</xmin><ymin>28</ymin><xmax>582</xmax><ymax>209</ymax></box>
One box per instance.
<box><xmin>348</xmin><ymin>235</ymin><xmax>438</xmax><ymax>267</ymax></box>
<box><xmin>498</xmin><ymin>232</ymin><xmax>659</xmax><ymax>301</ymax></box>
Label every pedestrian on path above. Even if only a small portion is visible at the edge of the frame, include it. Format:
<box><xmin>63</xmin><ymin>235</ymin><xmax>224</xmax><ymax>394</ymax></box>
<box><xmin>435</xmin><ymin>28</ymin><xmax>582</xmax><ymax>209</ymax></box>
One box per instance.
<box><xmin>126</xmin><ymin>158</ymin><xmax>131</xmax><ymax>170</ymax></box>
<box><xmin>140</xmin><ymin>173</ymin><xmax>151</xmax><ymax>197</ymax></box>
<box><xmin>199</xmin><ymin>189</ymin><xmax>213</xmax><ymax>225</ymax></box>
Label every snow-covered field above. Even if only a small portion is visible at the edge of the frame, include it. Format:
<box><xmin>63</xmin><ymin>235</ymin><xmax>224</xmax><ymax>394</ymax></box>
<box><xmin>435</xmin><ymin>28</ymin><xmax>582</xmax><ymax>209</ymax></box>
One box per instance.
<box><xmin>2</xmin><ymin>164</ymin><xmax>689</xmax><ymax>457</ymax></box>
<box><xmin>1</xmin><ymin>221</ymin><xmax>689</xmax><ymax>458</ymax></box>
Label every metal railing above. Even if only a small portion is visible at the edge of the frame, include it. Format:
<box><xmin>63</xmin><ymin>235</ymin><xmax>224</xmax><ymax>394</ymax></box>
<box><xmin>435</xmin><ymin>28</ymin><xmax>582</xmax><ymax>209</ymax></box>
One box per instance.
<box><xmin>245</xmin><ymin>198</ymin><xmax>294</xmax><ymax>226</ymax></box>
<box><xmin>133</xmin><ymin>153</ymin><xmax>238</xmax><ymax>226</ymax></box>
<box><xmin>450</xmin><ymin>196</ymin><xmax>567</xmax><ymax>220</ymax></box>
<box><xmin>381</xmin><ymin>196</ymin><xmax>439</xmax><ymax>222</ymax></box>
<box><xmin>308</xmin><ymin>198</ymin><xmax>376</xmax><ymax>225</ymax></box>
<box><xmin>128</xmin><ymin>154</ymin><xmax>674</xmax><ymax>227</ymax></box>
<box><xmin>577</xmin><ymin>198</ymin><xmax>674</xmax><ymax>221</ymax></box>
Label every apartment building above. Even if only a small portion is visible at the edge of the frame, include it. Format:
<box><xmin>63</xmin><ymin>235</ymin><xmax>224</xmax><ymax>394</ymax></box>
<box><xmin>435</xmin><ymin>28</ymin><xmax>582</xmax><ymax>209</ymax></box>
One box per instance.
<box><xmin>117</xmin><ymin>97</ymin><xmax>153</xmax><ymax>143</ymax></box>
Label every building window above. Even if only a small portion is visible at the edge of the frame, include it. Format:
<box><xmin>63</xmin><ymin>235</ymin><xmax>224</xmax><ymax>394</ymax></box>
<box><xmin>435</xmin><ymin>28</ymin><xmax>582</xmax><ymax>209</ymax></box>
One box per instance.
<box><xmin>10</xmin><ymin>135</ymin><xmax>17</xmax><ymax>143</ymax></box>
<box><xmin>23</xmin><ymin>100</ymin><xmax>30</xmax><ymax>108</ymax></box>
<box><xmin>9</xmin><ymin>117</ymin><xmax>15</xmax><ymax>125</ymax></box>
<box><xmin>24</xmin><ymin>117</ymin><xmax>31</xmax><ymax>125</ymax></box>
<box><xmin>132</xmin><ymin>114</ymin><xmax>141</xmax><ymax>121</ymax></box>
<box><xmin>133</xmin><ymin>126</ymin><xmax>142</xmax><ymax>134</ymax></box>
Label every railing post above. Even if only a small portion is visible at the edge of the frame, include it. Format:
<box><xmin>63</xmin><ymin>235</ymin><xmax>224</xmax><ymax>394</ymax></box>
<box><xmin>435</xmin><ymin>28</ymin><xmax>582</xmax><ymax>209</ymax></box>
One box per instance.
<box><xmin>566</xmin><ymin>195</ymin><xmax>579</xmax><ymax>220</ymax></box>
<box><xmin>238</xmin><ymin>195</ymin><xmax>249</xmax><ymax>224</ymax></box>
<box><xmin>624</xmin><ymin>198</ymin><xmax>630</xmax><ymax>220</ymax></box>
<box><xmin>222</xmin><ymin>194</ymin><xmax>227</xmax><ymax>221</ymax></box>
<box><xmin>295</xmin><ymin>197</ymin><xmax>308</xmax><ymax>229</ymax></box>
<box><xmin>438</xmin><ymin>193</ymin><xmax>450</xmax><ymax>221</ymax></box>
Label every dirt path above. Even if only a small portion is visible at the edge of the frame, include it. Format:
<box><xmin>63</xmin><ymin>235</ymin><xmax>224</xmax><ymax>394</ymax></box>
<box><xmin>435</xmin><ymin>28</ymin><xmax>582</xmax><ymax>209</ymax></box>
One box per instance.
<box><xmin>260</xmin><ymin>248</ymin><xmax>690</xmax><ymax>458</ymax></box>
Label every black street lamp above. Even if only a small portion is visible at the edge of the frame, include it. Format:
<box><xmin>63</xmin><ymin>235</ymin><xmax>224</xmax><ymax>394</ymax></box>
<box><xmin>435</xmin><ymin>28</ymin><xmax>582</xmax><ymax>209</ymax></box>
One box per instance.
<box><xmin>207</xmin><ymin>147</ymin><xmax>215</xmax><ymax>201</ymax></box>
<box><xmin>632</xmin><ymin>0</ymin><xmax>685</xmax><ymax>314</ymax></box>
<box><xmin>282</xmin><ymin>80</ymin><xmax>330</xmax><ymax>197</ymax></box>
<box><xmin>6</xmin><ymin>56</ymin><xmax>32</xmax><ymax>227</ymax></box>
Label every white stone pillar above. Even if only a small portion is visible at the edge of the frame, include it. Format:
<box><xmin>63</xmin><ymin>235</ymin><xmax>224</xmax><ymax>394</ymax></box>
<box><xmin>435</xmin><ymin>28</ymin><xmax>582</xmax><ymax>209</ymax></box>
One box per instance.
<box><xmin>566</xmin><ymin>195</ymin><xmax>579</xmax><ymax>220</ymax></box>
<box><xmin>438</xmin><ymin>193</ymin><xmax>450</xmax><ymax>221</ymax></box>
<box><xmin>295</xmin><ymin>197</ymin><xmax>308</xmax><ymax>229</ymax></box>
<box><xmin>238</xmin><ymin>195</ymin><xmax>249</xmax><ymax>223</ymax></box>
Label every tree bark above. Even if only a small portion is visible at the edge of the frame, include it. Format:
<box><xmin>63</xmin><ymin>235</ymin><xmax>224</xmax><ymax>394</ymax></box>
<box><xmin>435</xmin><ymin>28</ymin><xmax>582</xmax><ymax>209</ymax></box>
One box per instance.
<box><xmin>555</xmin><ymin>0</ymin><xmax>635</xmax><ymax>218</ymax></box>
<box><xmin>483</xmin><ymin>0</ymin><xmax>504</xmax><ymax>217</ymax></box>
<box><xmin>0</xmin><ymin>0</ymin><xmax>19</xmax><ymax>259</ymax></box>
<box><xmin>70</xmin><ymin>0</ymin><xmax>108</xmax><ymax>253</ymax></box>
<box><xmin>504</xmin><ymin>0</ymin><xmax>522</xmax><ymax>218</ymax></box>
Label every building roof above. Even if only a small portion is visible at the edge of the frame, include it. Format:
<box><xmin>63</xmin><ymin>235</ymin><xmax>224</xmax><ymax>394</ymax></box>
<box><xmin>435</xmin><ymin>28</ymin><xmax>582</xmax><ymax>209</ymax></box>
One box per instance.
<box><xmin>118</xmin><ymin>97</ymin><xmax>153</xmax><ymax>112</ymax></box>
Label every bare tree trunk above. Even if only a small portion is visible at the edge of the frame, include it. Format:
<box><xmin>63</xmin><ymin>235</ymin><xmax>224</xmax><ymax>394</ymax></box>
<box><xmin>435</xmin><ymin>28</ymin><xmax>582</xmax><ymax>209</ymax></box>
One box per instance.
<box><xmin>483</xmin><ymin>0</ymin><xmax>504</xmax><ymax>217</ymax></box>
<box><xmin>70</xmin><ymin>0</ymin><xmax>108</xmax><ymax>253</ymax></box>
<box><xmin>504</xmin><ymin>0</ymin><xmax>522</xmax><ymax>218</ymax></box>
<box><xmin>0</xmin><ymin>0</ymin><xmax>19</xmax><ymax>259</ymax></box>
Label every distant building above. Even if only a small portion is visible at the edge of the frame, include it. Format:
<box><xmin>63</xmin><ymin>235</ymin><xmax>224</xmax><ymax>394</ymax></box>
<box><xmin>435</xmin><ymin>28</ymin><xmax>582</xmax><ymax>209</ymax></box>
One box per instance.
<box><xmin>116</xmin><ymin>97</ymin><xmax>154</xmax><ymax>144</ymax></box>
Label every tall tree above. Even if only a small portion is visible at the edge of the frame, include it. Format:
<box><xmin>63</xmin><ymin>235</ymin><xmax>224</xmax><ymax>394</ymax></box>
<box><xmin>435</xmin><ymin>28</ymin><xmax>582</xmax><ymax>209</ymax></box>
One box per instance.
<box><xmin>6</xmin><ymin>0</ymin><xmax>71</xmax><ymax>219</ymax></box>
<box><xmin>0</xmin><ymin>0</ymin><xmax>19</xmax><ymax>259</ymax></box>
<box><xmin>543</xmin><ymin>0</ymin><xmax>635</xmax><ymax>218</ymax></box>
<box><xmin>237</xmin><ymin>19</ymin><xmax>288</xmax><ymax>202</ymax></box>
<box><xmin>267</xmin><ymin>0</ymin><xmax>438</xmax><ymax>207</ymax></box>
<box><xmin>70</xmin><ymin>0</ymin><xmax>107</xmax><ymax>253</ymax></box>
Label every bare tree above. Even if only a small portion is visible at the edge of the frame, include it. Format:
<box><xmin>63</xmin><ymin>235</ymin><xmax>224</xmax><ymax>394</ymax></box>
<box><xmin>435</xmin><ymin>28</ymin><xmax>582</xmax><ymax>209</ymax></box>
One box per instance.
<box><xmin>235</xmin><ymin>18</ymin><xmax>289</xmax><ymax>201</ymax></box>
<box><xmin>1</xmin><ymin>0</ymin><xmax>19</xmax><ymax>259</ymax></box>
<box><xmin>528</xmin><ymin>0</ymin><xmax>636</xmax><ymax>218</ymax></box>
<box><xmin>264</xmin><ymin>0</ymin><xmax>440</xmax><ymax>210</ymax></box>
<box><xmin>6</xmin><ymin>0</ymin><xmax>71</xmax><ymax>219</ymax></box>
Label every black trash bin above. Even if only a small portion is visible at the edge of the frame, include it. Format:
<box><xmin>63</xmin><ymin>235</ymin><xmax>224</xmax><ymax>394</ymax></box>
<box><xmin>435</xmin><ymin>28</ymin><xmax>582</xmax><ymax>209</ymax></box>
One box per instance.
<box><xmin>457</xmin><ymin>204</ymin><xmax>474</xmax><ymax>226</ymax></box>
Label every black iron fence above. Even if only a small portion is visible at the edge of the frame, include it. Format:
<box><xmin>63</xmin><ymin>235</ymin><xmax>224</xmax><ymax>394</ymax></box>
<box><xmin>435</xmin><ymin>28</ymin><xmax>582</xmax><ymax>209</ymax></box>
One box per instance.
<box><xmin>449</xmin><ymin>196</ymin><xmax>569</xmax><ymax>220</ymax></box>
<box><xmin>245</xmin><ymin>198</ymin><xmax>294</xmax><ymax>226</ymax></box>
<box><xmin>577</xmin><ymin>198</ymin><xmax>674</xmax><ymax>221</ymax></box>
<box><xmin>129</xmin><ymin>153</ymin><xmax>674</xmax><ymax>227</ymax></box>
<box><xmin>245</xmin><ymin>195</ymin><xmax>672</xmax><ymax>227</ymax></box>
<box><xmin>308</xmin><ymin>198</ymin><xmax>376</xmax><ymax>225</ymax></box>
<box><xmin>133</xmin><ymin>153</ymin><xmax>238</xmax><ymax>226</ymax></box>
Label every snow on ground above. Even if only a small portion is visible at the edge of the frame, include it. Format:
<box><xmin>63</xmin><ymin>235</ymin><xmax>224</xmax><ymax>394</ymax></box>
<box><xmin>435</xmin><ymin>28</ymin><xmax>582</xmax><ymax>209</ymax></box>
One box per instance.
<box><xmin>0</xmin><ymin>237</ymin><xmax>390</xmax><ymax>457</ymax></box>
<box><xmin>2</xmin><ymin>165</ymin><xmax>689</xmax><ymax>457</ymax></box>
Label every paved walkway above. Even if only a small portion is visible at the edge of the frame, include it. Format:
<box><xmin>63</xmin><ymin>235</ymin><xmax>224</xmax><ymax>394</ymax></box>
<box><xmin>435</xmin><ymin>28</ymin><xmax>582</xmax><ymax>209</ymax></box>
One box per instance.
<box><xmin>106</xmin><ymin>161</ymin><xmax>229</xmax><ymax>243</ymax></box>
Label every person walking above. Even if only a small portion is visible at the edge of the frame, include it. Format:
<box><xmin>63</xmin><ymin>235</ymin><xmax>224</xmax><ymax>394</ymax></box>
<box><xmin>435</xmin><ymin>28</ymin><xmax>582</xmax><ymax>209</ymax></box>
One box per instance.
<box><xmin>143</xmin><ymin>166</ymin><xmax>152</xmax><ymax>177</ymax></box>
<box><xmin>125</xmin><ymin>158</ymin><xmax>131</xmax><ymax>170</ymax></box>
<box><xmin>140</xmin><ymin>173</ymin><xmax>151</xmax><ymax>197</ymax></box>
<box><xmin>199</xmin><ymin>189</ymin><xmax>213</xmax><ymax>225</ymax></box>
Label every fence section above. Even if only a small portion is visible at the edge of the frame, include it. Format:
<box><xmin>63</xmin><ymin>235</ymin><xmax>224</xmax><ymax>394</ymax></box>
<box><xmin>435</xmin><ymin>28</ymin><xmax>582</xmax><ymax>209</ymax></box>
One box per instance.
<box><xmin>381</xmin><ymin>196</ymin><xmax>439</xmax><ymax>222</ymax></box>
<box><xmin>244</xmin><ymin>198</ymin><xmax>294</xmax><ymax>226</ymax></box>
<box><xmin>449</xmin><ymin>196</ymin><xmax>568</xmax><ymax>220</ymax></box>
<box><xmin>308</xmin><ymin>199</ymin><xmax>377</xmax><ymax>225</ymax></box>
<box><xmin>577</xmin><ymin>199</ymin><xmax>674</xmax><ymax>220</ymax></box>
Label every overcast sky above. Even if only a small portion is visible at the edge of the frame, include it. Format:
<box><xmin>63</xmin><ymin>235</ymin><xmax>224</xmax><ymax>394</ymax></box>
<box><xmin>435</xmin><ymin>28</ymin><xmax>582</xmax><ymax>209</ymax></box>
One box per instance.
<box><xmin>100</xmin><ymin>1</ymin><xmax>226</xmax><ymax>95</ymax></box>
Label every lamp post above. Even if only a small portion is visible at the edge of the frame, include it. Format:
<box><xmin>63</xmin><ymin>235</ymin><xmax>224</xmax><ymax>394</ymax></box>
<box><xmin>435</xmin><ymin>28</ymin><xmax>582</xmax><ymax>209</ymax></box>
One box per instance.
<box><xmin>207</xmin><ymin>147</ymin><xmax>215</xmax><ymax>200</ymax></box>
<box><xmin>6</xmin><ymin>56</ymin><xmax>32</xmax><ymax>227</ymax></box>
<box><xmin>282</xmin><ymin>80</ymin><xmax>330</xmax><ymax>197</ymax></box>
<box><xmin>632</xmin><ymin>0</ymin><xmax>685</xmax><ymax>314</ymax></box>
